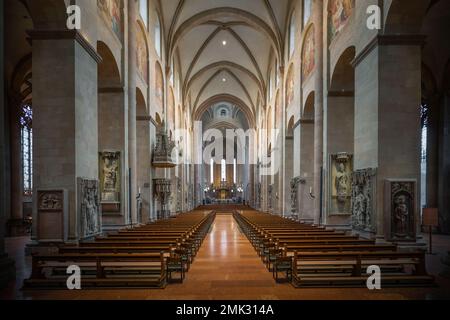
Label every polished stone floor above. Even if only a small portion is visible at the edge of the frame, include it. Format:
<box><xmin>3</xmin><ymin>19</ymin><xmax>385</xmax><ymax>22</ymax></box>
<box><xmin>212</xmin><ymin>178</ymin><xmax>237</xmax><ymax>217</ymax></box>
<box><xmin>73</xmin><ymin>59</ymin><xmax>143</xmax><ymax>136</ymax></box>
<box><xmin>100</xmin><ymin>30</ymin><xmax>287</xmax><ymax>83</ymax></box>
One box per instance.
<box><xmin>2</xmin><ymin>214</ymin><xmax>450</xmax><ymax>300</ymax></box>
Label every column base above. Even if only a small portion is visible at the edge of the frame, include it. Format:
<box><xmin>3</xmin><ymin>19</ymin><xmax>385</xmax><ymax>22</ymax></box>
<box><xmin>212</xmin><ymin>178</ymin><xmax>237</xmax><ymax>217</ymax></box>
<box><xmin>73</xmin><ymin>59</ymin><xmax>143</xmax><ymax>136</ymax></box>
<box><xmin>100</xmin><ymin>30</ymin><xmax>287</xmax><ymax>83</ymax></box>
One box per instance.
<box><xmin>0</xmin><ymin>254</ymin><xmax>16</xmax><ymax>289</ymax></box>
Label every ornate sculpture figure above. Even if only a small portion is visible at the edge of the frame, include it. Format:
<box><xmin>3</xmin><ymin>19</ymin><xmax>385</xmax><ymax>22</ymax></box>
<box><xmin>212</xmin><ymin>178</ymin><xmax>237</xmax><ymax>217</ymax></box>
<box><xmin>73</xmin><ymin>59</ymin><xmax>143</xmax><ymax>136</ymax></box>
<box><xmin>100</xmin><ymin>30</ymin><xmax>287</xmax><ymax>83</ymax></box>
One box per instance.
<box><xmin>103</xmin><ymin>158</ymin><xmax>118</xmax><ymax>191</ymax></box>
<box><xmin>389</xmin><ymin>181</ymin><xmax>415</xmax><ymax>240</ymax></box>
<box><xmin>79</xmin><ymin>179</ymin><xmax>101</xmax><ymax>238</ymax></box>
<box><xmin>393</xmin><ymin>194</ymin><xmax>409</xmax><ymax>236</ymax></box>
<box><xmin>335</xmin><ymin>162</ymin><xmax>349</xmax><ymax>203</ymax></box>
<box><xmin>351</xmin><ymin>168</ymin><xmax>376</xmax><ymax>233</ymax></box>
<box><xmin>353</xmin><ymin>185</ymin><xmax>367</xmax><ymax>227</ymax></box>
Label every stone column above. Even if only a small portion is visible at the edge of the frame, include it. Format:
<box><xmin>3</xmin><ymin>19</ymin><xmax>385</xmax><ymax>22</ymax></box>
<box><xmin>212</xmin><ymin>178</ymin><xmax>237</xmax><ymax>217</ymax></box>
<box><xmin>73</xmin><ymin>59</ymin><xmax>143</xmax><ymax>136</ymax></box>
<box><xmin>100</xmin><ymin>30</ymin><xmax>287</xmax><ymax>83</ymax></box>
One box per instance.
<box><xmin>128</xmin><ymin>0</ymin><xmax>138</xmax><ymax>225</ymax></box>
<box><xmin>426</xmin><ymin>95</ymin><xmax>439</xmax><ymax>209</ymax></box>
<box><xmin>0</xmin><ymin>0</ymin><xmax>16</xmax><ymax>287</ymax></box>
<box><xmin>278</xmin><ymin>65</ymin><xmax>286</xmax><ymax>216</ymax></box>
<box><xmin>354</xmin><ymin>35</ymin><xmax>425</xmax><ymax>242</ymax></box>
<box><xmin>284</xmin><ymin>136</ymin><xmax>294</xmax><ymax>214</ymax></box>
<box><xmin>438</xmin><ymin>93</ymin><xmax>450</xmax><ymax>233</ymax></box>
<box><xmin>313</xmin><ymin>0</ymin><xmax>324</xmax><ymax>225</ymax></box>
<box><xmin>30</xmin><ymin>30</ymin><xmax>101</xmax><ymax>243</ymax></box>
<box><xmin>9</xmin><ymin>102</ymin><xmax>23</xmax><ymax>231</ymax></box>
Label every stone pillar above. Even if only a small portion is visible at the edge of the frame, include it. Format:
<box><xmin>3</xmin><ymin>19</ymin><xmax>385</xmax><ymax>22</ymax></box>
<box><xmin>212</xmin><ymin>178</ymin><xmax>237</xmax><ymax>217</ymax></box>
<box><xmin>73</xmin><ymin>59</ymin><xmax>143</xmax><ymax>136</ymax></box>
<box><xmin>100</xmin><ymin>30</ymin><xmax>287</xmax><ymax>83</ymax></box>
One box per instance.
<box><xmin>127</xmin><ymin>0</ymin><xmax>138</xmax><ymax>225</ymax></box>
<box><xmin>438</xmin><ymin>93</ymin><xmax>450</xmax><ymax>233</ymax></box>
<box><xmin>313</xmin><ymin>0</ymin><xmax>324</xmax><ymax>225</ymax></box>
<box><xmin>354</xmin><ymin>35</ymin><xmax>424</xmax><ymax>242</ymax></box>
<box><xmin>30</xmin><ymin>29</ymin><xmax>101</xmax><ymax>243</ymax></box>
<box><xmin>426</xmin><ymin>96</ymin><xmax>439</xmax><ymax>209</ymax></box>
<box><xmin>284</xmin><ymin>136</ymin><xmax>294</xmax><ymax>214</ymax></box>
<box><xmin>8</xmin><ymin>103</ymin><xmax>24</xmax><ymax>231</ymax></box>
<box><xmin>0</xmin><ymin>0</ymin><xmax>16</xmax><ymax>287</ymax></box>
<box><xmin>299</xmin><ymin>120</ymin><xmax>315</xmax><ymax>223</ymax></box>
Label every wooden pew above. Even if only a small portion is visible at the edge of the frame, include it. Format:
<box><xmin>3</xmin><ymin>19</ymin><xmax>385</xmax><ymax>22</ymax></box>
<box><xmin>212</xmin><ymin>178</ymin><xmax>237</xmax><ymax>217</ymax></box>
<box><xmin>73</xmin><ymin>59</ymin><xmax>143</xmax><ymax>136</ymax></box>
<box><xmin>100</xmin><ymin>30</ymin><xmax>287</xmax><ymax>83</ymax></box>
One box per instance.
<box><xmin>24</xmin><ymin>211</ymin><xmax>216</xmax><ymax>289</ymax></box>
<box><xmin>233</xmin><ymin>210</ymin><xmax>435</xmax><ymax>287</ymax></box>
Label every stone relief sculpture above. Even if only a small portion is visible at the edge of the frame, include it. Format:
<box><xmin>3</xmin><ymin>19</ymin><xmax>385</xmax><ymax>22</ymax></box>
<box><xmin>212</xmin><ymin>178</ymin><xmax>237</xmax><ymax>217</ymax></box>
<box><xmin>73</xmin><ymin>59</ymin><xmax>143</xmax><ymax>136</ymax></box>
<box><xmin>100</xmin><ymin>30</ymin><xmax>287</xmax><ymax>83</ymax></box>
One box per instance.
<box><xmin>351</xmin><ymin>168</ymin><xmax>376</xmax><ymax>233</ymax></box>
<box><xmin>39</xmin><ymin>193</ymin><xmax>62</xmax><ymax>210</ymax></box>
<box><xmin>176</xmin><ymin>178</ymin><xmax>182</xmax><ymax>212</ymax></box>
<box><xmin>329</xmin><ymin>153</ymin><xmax>353</xmax><ymax>215</ymax></box>
<box><xmin>99</xmin><ymin>151</ymin><xmax>121</xmax><ymax>203</ymax></box>
<box><xmin>256</xmin><ymin>182</ymin><xmax>262</xmax><ymax>208</ymax></box>
<box><xmin>37</xmin><ymin>190</ymin><xmax>68</xmax><ymax>242</ymax></box>
<box><xmin>268</xmin><ymin>184</ymin><xmax>273</xmax><ymax>210</ymax></box>
<box><xmin>78</xmin><ymin>178</ymin><xmax>101</xmax><ymax>239</ymax></box>
<box><xmin>386</xmin><ymin>180</ymin><xmax>416</xmax><ymax>240</ymax></box>
<box><xmin>290</xmin><ymin>177</ymin><xmax>302</xmax><ymax>213</ymax></box>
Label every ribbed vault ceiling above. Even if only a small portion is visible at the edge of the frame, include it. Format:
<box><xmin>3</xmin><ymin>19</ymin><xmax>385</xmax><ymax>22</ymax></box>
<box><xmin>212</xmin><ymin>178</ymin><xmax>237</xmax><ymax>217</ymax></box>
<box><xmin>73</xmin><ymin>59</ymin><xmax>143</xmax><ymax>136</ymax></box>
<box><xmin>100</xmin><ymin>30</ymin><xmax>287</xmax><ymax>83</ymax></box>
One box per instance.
<box><xmin>161</xmin><ymin>0</ymin><xmax>290</xmax><ymax>125</ymax></box>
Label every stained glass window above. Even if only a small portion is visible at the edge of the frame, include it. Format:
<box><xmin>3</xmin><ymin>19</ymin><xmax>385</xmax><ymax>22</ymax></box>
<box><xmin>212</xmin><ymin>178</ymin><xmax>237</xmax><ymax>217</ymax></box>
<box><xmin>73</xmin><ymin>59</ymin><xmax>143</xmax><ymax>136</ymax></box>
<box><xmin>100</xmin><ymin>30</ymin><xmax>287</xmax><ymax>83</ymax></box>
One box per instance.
<box><xmin>210</xmin><ymin>158</ymin><xmax>214</xmax><ymax>184</ymax></box>
<box><xmin>420</xmin><ymin>103</ymin><xmax>429</xmax><ymax>210</ymax></box>
<box><xmin>20</xmin><ymin>104</ymin><xmax>33</xmax><ymax>196</ymax></box>
<box><xmin>221</xmin><ymin>159</ymin><xmax>226</xmax><ymax>182</ymax></box>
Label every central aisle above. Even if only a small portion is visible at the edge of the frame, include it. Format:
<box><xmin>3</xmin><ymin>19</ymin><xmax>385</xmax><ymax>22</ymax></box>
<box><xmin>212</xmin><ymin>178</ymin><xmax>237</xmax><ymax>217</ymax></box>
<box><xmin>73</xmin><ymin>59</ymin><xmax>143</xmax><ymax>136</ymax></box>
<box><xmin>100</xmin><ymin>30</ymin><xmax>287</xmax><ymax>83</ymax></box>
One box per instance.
<box><xmin>159</xmin><ymin>213</ymin><xmax>282</xmax><ymax>299</ymax></box>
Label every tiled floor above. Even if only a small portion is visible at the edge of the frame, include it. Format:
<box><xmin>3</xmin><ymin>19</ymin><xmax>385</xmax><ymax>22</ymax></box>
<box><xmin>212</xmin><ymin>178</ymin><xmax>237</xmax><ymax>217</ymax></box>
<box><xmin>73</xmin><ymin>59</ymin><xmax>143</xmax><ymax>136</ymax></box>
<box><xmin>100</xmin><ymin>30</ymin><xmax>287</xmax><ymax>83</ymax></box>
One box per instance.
<box><xmin>2</xmin><ymin>214</ymin><xmax>450</xmax><ymax>300</ymax></box>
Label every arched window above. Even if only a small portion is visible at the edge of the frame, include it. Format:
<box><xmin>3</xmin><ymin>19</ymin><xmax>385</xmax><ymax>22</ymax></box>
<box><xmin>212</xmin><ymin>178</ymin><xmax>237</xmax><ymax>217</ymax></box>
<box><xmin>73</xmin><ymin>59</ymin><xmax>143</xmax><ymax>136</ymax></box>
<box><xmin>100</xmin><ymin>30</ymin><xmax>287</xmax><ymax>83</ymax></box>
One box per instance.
<box><xmin>289</xmin><ymin>11</ymin><xmax>296</xmax><ymax>58</ymax></box>
<box><xmin>221</xmin><ymin>159</ymin><xmax>226</xmax><ymax>182</ymax></box>
<box><xmin>420</xmin><ymin>103</ymin><xmax>429</xmax><ymax>210</ymax></box>
<box><xmin>233</xmin><ymin>158</ymin><xmax>237</xmax><ymax>184</ymax></box>
<box><xmin>20</xmin><ymin>104</ymin><xmax>33</xmax><ymax>196</ymax></box>
<box><xmin>210</xmin><ymin>158</ymin><xmax>214</xmax><ymax>184</ymax></box>
<box><xmin>220</xmin><ymin>109</ymin><xmax>227</xmax><ymax>117</ymax></box>
<box><xmin>139</xmin><ymin>0</ymin><xmax>148</xmax><ymax>28</ymax></box>
<box><xmin>303</xmin><ymin>0</ymin><xmax>312</xmax><ymax>27</ymax></box>
<box><xmin>155</xmin><ymin>13</ymin><xmax>162</xmax><ymax>58</ymax></box>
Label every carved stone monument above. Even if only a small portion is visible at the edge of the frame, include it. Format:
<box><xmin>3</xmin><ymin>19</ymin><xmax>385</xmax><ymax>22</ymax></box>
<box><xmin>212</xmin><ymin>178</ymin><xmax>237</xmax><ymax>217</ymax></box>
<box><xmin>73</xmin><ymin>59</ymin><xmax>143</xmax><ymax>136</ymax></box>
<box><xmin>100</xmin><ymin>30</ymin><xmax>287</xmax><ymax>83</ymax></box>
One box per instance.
<box><xmin>268</xmin><ymin>184</ymin><xmax>273</xmax><ymax>210</ymax></box>
<box><xmin>36</xmin><ymin>190</ymin><xmax>69</xmax><ymax>242</ymax></box>
<box><xmin>385</xmin><ymin>179</ymin><xmax>417</xmax><ymax>241</ymax></box>
<box><xmin>351</xmin><ymin>168</ymin><xmax>377</xmax><ymax>233</ymax></box>
<box><xmin>176</xmin><ymin>178</ymin><xmax>182</xmax><ymax>213</ymax></box>
<box><xmin>77</xmin><ymin>178</ymin><xmax>102</xmax><ymax>239</ymax></box>
<box><xmin>154</xmin><ymin>179</ymin><xmax>172</xmax><ymax>219</ymax></box>
<box><xmin>329</xmin><ymin>153</ymin><xmax>353</xmax><ymax>215</ymax></box>
<box><xmin>290</xmin><ymin>177</ymin><xmax>302</xmax><ymax>214</ymax></box>
<box><xmin>256</xmin><ymin>182</ymin><xmax>262</xmax><ymax>208</ymax></box>
<box><xmin>99</xmin><ymin>151</ymin><xmax>121</xmax><ymax>212</ymax></box>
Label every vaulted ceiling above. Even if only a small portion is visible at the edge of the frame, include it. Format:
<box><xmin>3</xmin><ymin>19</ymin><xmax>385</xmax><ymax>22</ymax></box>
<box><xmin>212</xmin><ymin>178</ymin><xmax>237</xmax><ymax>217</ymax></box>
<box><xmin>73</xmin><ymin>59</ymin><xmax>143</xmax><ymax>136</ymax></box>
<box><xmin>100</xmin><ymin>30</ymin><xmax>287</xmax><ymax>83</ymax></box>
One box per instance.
<box><xmin>160</xmin><ymin>0</ymin><xmax>291</xmax><ymax>125</ymax></box>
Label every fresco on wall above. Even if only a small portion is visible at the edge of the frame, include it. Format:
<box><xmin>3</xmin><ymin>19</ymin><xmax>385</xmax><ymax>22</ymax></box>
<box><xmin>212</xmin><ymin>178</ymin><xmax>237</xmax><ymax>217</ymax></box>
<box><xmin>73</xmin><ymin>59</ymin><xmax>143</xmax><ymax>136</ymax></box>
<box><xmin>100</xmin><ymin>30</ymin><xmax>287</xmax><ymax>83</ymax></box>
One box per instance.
<box><xmin>286</xmin><ymin>66</ymin><xmax>294</xmax><ymax>108</ymax></box>
<box><xmin>98</xmin><ymin>0</ymin><xmax>122</xmax><ymax>39</ymax></box>
<box><xmin>302</xmin><ymin>26</ymin><xmax>315</xmax><ymax>80</ymax></box>
<box><xmin>155</xmin><ymin>62</ymin><xmax>164</xmax><ymax>110</ymax></box>
<box><xmin>329</xmin><ymin>0</ymin><xmax>354</xmax><ymax>40</ymax></box>
<box><xmin>136</xmin><ymin>26</ymin><xmax>148</xmax><ymax>84</ymax></box>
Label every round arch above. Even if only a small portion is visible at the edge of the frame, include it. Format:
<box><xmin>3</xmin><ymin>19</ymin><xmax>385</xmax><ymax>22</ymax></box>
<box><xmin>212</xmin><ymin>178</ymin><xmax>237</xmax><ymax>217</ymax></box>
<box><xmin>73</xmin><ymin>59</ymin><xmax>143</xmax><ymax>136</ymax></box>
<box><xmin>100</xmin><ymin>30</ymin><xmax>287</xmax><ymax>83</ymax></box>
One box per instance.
<box><xmin>194</xmin><ymin>94</ymin><xmax>256</xmax><ymax>129</ymax></box>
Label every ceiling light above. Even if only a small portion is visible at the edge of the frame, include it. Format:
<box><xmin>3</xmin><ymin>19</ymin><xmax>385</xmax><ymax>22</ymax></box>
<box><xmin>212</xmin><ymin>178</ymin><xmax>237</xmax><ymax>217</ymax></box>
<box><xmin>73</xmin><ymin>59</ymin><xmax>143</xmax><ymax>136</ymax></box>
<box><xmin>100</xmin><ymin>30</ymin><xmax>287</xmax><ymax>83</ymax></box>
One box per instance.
<box><xmin>222</xmin><ymin>78</ymin><xmax>227</xmax><ymax>82</ymax></box>
<box><xmin>222</xmin><ymin>40</ymin><xmax>227</xmax><ymax>46</ymax></box>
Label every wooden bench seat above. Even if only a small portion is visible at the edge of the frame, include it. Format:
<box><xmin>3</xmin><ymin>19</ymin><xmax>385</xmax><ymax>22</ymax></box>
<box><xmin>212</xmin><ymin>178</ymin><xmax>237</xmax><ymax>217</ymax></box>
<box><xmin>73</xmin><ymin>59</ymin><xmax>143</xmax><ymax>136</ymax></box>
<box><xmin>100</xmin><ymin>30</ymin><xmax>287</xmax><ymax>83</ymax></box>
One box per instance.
<box><xmin>293</xmin><ymin>275</ymin><xmax>435</xmax><ymax>288</ymax></box>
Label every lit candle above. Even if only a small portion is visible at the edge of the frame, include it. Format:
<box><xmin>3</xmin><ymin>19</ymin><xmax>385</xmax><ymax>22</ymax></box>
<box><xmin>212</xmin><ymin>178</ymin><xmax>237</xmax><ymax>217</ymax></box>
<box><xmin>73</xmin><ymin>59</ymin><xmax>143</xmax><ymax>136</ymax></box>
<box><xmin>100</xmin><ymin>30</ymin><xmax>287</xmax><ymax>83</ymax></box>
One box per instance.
<box><xmin>309</xmin><ymin>186</ymin><xmax>313</xmax><ymax>194</ymax></box>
